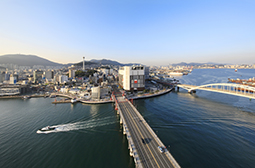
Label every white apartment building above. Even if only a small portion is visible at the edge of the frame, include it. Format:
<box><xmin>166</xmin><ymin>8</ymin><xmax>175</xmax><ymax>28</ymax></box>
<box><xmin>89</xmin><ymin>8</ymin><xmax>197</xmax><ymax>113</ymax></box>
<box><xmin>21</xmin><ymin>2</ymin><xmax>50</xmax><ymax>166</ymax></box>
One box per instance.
<box><xmin>91</xmin><ymin>86</ymin><xmax>101</xmax><ymax>99</ymax></box>
<box><xmin>59</xmin><ymin>75</ymin><xmax>68</xmax><ymax>84</ymax></box>
<box><xmin>118</xmin><ymin>65</ymin><xmax>145</xmax><ymax>91</ymax></box>
<box><xmin>69</xmin><ymin>69</ymin><xmax>76</xmax><ymax>78</ymax></box>
<box><xmin>9</xmin><ymin>76</ymin><xmax>17</xmax><ymax>84</ymax></box>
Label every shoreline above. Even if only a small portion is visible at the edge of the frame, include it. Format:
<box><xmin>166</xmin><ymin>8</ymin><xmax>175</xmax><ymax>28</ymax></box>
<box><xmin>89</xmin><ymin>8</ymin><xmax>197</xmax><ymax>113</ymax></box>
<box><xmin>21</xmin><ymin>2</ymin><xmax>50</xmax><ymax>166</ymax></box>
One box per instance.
<box><xmin>0</xmin><ymin>94</ymin><xmax>46</xmax><ymax>99</ymax></box>
<box><xmin>0</xmin><ymin>87</ymin><xmax>174</xmax><ymax>104</ymax></box>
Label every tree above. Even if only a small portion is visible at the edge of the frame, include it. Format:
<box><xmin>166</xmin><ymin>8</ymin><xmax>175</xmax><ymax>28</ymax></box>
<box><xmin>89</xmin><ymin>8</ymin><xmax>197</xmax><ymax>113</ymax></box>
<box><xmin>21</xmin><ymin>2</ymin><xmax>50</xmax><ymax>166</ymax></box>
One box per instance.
<box><xmin>75</xmin><ymin>69</ymin><xmax>98</xmax><ymax>77</ymax></box>
<box><xmin>75</xmin><ymin>70</ymin><xmax>86</xmax><ymax>77</ymax></box>
<box><xmin>86</xmin><ymin>70</ymin><xmax>98</xmax><ymax>77</ymax></box>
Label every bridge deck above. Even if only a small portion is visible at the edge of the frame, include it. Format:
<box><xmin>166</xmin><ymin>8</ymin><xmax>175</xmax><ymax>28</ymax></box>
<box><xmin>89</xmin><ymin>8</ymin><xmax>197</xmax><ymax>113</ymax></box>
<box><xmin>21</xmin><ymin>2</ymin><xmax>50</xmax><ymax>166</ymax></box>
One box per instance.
<box><xmin>113</xmin><ymin>87</ymin><xmax>180</xmax><ymax>168</ymax></box>
<box><xmin>177</xmin><ymin>84</ymin><xmax>255</xmax><ymax>99</ymax></box>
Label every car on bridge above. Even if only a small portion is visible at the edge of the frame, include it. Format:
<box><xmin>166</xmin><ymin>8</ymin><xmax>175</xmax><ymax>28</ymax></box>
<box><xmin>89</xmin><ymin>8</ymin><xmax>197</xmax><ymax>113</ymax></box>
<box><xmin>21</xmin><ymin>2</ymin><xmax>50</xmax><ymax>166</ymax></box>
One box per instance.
<box><xmin>158</xmin><ymin>146</ymin><xmax>165</xmax><ymax>153</ymax></box>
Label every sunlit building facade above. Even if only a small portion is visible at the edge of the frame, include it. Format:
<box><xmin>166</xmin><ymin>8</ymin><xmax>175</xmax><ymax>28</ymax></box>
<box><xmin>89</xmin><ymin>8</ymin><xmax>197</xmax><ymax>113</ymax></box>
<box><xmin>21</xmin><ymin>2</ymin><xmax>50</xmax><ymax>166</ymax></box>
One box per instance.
<box><xmin>118</xmin><ymin>65</ymin><xmax>145</xmax><ymax>91</ymax></box>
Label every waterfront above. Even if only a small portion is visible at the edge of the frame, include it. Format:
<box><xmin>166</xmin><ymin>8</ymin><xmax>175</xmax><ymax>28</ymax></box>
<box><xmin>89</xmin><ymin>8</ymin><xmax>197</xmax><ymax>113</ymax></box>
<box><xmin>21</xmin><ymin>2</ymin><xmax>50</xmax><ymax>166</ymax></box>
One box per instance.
<box><xmin>136</xmin><ymin>69</ymin><xmax>255</xmax><ymax>168</ymax></box>
<box><xmin>0</xmin><ymin>99</ymin><xmax>134</xmax><ymax>168</ymax></box>
<box><xmin>1</xmin><ymin>69</ymin><xmax>255</xmax><ymax>168</ymax></box>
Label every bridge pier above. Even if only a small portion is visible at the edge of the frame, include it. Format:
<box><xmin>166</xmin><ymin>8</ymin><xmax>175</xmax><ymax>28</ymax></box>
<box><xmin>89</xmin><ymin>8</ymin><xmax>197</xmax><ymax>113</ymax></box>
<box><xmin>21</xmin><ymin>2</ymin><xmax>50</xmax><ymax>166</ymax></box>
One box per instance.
<box><xmin>177</xmin><ymin>87</ymin><xmax>179</xmax><ymax>92</ymax></box>
<box><xmin>123</xmin><ymin>125</ymin><xmax>126</xmax><ymax>134</ymax></box>
<box><xmin>128</xmin><ymin>143</ymin><xmax>134</xmax><ymax>156</ymax></box>
<box><xmin>188</xmin><ymin>89</ymin><xmax>196</xmax><ymax>94</ymax></box>
<box><xmin>113</xmin><ymin>89</ymin><xmax>180</xmax><ymax>168</ymax></box>
<box><xmin>120</xmin><ymin>115</ymin><xmax>122</xmax><ymax>124</ymax></box>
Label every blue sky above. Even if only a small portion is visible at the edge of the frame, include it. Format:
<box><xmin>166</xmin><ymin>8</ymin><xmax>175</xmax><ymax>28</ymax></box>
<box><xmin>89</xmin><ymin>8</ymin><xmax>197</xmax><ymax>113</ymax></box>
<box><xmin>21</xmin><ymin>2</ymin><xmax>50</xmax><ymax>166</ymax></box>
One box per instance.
<box><xmin>0</xmin><ymin>0</ymin><xmax>255</xmax><ymax>65</ymax></box>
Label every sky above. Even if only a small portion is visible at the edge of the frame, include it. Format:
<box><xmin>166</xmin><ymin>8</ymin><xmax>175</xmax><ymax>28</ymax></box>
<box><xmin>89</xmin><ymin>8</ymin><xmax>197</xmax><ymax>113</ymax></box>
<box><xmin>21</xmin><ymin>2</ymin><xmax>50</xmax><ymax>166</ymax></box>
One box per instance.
<box><xmin>0</xmin><ymin>0</ymin><xmax>255</xmax><ymax>66</ymax></box>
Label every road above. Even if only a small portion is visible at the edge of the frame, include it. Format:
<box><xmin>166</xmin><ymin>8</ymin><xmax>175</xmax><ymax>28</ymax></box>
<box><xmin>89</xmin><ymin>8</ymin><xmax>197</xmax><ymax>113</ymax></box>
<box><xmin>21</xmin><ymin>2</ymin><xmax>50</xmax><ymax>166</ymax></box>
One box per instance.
<box><xmin>113</xmin><ymin>86</ymin><xmax>179</xmax><ymax>168</ymax></box>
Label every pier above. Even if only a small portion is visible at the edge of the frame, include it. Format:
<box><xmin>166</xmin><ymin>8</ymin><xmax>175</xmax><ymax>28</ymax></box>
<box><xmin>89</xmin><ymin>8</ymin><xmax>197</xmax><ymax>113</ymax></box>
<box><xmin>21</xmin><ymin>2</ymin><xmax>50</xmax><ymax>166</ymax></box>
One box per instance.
<box><xmin>51</xmin><ymin>99</ymin><xmax>72</xmax><ymax>104</ymax></box>
<box><xmin>112</xmin><ymin>86</ymin><xmax>180</xmax><ymax>168</ymax></box>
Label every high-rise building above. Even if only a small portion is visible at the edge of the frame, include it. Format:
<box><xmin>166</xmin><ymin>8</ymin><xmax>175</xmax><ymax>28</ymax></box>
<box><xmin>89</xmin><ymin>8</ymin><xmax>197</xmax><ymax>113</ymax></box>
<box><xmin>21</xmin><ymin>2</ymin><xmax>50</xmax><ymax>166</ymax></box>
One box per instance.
<box><xmin>44</xmin><ymin>70</ymin><xmax>54</xmax><ymax>79</ymax></box>
<box><xmin>118</xmin><ymin>65</ymin><xmax>145</xmax><ymax>91</ymax></box>
<box><xmin>9</xmin><ymin>74</ymin><xmax>17</xmax><ymax>84</ymax></box>
<box><xmin>145</xmin><ymin>66</ymin><xmax>150</xmax><ymax>79</ymax></box>
<box><xmin>33</xmin><ymin>70</ymin><xmax>43</xmax><ymax>83</ymax></box>
<box><xmin>83</xmin><ymin>57</ymin><xmax>85</xmax><ymax>71</ymax></box>
<box><xmin>13</xmin><ymin>73</ymin><xmax>19</xmax><ymax>82</ymax></box>
<box><xmin>0</xmin><ymin>72</ymin><xmax>5</xmax><ymax>83</ymax></box>
<box><xmin>59</xmin><ymin>75</ymin><xmax>68</xmax><ymax>84</ymax></box>
<box><xmin>5</xmin><ymin>72</ymin><xmax>10</xmax><ymax>81</ymax></box>
<box><xmin>69</xmin><ymin>65</ymin><xmax>76</xmax><ymax>78</ymax></box>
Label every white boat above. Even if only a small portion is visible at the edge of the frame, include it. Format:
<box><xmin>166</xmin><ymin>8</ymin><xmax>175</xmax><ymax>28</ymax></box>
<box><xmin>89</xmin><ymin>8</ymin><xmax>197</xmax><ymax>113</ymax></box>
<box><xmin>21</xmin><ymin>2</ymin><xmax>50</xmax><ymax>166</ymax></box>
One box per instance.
<box><xmin>71</xmin><ymin>98</ymin><xmax>77</xmax><ymax>103</ymax></box>
<box><xmin>36</xmin><ymin>126</ymin><xmax>57</xmax><ymax>133</ymax></box>
<box><xmin>169</xmin><ymin>72</ymin><xmax>183</xmax><ymax>76</ymax></box>
<box><xmin>23</xmin><ymin>95</ymin><xmax>31</xmax><ymax>99</ymax></box>
<box><xmin>40</xmin><ymin>126</ymin><xmax>56</xmax><ymax>131</ymax></box>
<box><xmin>235</xmin><ymin>69</ymin><xmax>238</xmax><ymax>72</ymax></box>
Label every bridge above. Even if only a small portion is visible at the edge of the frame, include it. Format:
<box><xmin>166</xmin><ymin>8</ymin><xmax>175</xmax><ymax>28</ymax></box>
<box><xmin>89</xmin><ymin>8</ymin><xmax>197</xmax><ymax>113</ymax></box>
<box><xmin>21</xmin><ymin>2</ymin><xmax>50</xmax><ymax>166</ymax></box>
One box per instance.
<box><xmin>177</xmin><ymin>83</ymin><xmax>255</xmax><ymax>99</ymax></box>
<box><xmin>112</xmin><ymin>86</ymin><xmax>180</xmax><ymax>168</ymax></box>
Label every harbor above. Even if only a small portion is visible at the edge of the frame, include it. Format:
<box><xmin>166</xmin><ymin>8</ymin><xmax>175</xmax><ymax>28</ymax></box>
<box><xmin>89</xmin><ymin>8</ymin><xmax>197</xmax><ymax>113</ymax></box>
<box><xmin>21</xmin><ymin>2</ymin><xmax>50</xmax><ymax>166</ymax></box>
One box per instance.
<box><xmin>1</xmin><ymin>69</ymin><xmax>255</xmax><ymax>168</ymax></box>
<box><xmin>228</xmin><ymin>77</ymin><xmax>255</xmax><ymax>86</ymax></box>
<box><xmin>51</xmin><ymin>88</ymin><xmax>174</xmax><ymax>104</ymax></box>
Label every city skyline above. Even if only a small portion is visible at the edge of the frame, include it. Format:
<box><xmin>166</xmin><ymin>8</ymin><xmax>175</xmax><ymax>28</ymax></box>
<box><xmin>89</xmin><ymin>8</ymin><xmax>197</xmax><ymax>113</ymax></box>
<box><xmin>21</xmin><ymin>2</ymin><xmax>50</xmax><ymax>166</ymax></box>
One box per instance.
<box><xmin>1</xmin><ymin>0</ymin><xmax>255</xmax><ymax>65</ymax></box>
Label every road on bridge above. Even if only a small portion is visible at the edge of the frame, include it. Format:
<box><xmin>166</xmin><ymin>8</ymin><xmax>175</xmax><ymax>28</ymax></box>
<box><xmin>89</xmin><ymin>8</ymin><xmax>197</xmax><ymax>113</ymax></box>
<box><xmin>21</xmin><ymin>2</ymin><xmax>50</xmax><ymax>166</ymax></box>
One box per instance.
<box><xmin>113</xmin><ymin>86</ymin><xmax>179</xmax><ymax>168</ymax></box>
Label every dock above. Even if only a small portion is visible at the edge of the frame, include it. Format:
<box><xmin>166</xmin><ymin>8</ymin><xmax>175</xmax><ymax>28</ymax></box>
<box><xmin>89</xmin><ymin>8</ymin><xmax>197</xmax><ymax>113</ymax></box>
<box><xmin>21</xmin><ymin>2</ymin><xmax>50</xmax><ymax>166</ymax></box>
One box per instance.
<box><xmin>52</xmin><ymin>99</ymin><xmax>72</xmax><ymax>104</ymax></box>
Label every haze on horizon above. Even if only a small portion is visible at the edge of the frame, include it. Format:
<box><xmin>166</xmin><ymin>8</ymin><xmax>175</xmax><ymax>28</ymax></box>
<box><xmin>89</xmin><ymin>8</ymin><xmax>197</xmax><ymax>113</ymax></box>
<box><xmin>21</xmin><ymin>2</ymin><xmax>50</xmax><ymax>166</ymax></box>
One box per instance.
<box><xmin>0</xmin><ymin>0</ymin><xmax>254</xmax><ymax>66</ymax></box>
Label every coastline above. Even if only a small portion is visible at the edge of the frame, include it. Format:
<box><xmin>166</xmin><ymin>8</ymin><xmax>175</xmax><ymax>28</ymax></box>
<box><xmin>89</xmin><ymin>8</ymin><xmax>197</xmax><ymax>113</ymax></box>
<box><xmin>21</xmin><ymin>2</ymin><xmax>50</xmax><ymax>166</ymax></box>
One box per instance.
<box><xmin>79</xmin><ymin>88</ymin><xmax>174</xmax><ymax>104</ymax></box>
<box><xmin>0</xmin><ymin>94</ymin><xmax>45</xmax><ymax>99</ymax></box>
<box><xmin>0</xmin><ymin>87</ymin><xmax>174</xmax><ymax>104</ymax></box>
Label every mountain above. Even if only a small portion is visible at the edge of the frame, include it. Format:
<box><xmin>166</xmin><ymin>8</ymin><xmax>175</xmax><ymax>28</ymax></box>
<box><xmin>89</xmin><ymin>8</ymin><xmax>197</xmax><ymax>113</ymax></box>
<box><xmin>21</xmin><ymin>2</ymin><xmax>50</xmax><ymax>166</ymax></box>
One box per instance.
<box><xmin>74</xmin><ymin>61</ymin><xmax>98</xmax><ymax>66</ymax></box>
<box><xmin>0</xmin><ymin>54</ymin><xmax>63</xmax><ymax>66</ymax></box>
<box><xmin>171</xmin><ymin>62</ymin><xmax>219</xmax><ymax>67</ymax></box>
<box><xmin>89</xmin><ymin>59</ymin><xmax>140</xmax><ymax>66</ymax></box>
<box><xmin>90</xmin><ymin>59</ymin><xmax>122</xmax><ymax>66</ymax></box>
<box><xmin>0</xmin><ymin>54</ymin><xmax>141</xmax><ymax>67</ymax></box>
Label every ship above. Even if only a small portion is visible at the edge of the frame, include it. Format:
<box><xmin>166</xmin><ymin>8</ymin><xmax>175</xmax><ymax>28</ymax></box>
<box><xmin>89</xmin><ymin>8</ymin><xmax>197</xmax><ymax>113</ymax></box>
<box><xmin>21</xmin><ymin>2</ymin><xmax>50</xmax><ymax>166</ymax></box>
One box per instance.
<box><xmin>71</xmin><ymin>98</ymin><xmax>77</xmax><ymax>103</ymax></box>
<box><xmin>228</xmin><ymin>78</ymin><xmax>255</xmax><ymax>87</ymax></box>
<box><xmin>168</xmin><ymin>72</ymin><xmax>183</xmax><ymax>76</ymax></box>
<box><xmin>23</xmin><ymin>95</ymin><xmax>31</xmax><ymax>99</ymax></box>
<box><xmin>36</xmin><ymin>126</ymin><xmax>57</xmax><ymax>133</ymax></box>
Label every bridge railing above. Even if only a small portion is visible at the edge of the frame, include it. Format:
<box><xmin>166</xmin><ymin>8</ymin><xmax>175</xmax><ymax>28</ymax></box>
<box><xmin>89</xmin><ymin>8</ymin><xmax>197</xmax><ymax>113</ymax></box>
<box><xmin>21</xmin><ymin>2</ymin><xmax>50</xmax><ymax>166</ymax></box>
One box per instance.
<box><xmin>177</xmin><ymin>83</ymin><xmax>255</xmax><ymax>99</ymax></box>
<box><xmin>127</xmin><ymin>100</ymin><xmax>181</xmax><ymax>168</ymax></box>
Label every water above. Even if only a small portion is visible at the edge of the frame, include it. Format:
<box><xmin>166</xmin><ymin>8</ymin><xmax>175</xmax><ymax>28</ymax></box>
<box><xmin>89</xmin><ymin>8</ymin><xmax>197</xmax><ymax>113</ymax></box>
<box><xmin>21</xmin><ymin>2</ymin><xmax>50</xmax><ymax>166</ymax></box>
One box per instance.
<box><xmin>1</xmin><ymin>69</ymin><xmax>255</xmax><ymax>168</ymax></box>
<box><xmin>0</xmin><ymin>99</ymin><xmax>134</xmax><ymax>168</ymax></box>
<box><xmin>135</xmin><ymin>69</ymin><xmax>255</xmax><ymax>168</ymax></box>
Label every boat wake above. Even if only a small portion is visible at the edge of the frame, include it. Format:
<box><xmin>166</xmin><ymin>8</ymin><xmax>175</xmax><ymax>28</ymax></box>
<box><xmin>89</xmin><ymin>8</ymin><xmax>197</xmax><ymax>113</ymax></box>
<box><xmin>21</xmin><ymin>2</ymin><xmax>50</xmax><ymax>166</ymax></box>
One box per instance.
<box><xmin>36</xmin><ymin>116</ymin><xmax>116</xmax><ymax>134</ymax></box>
